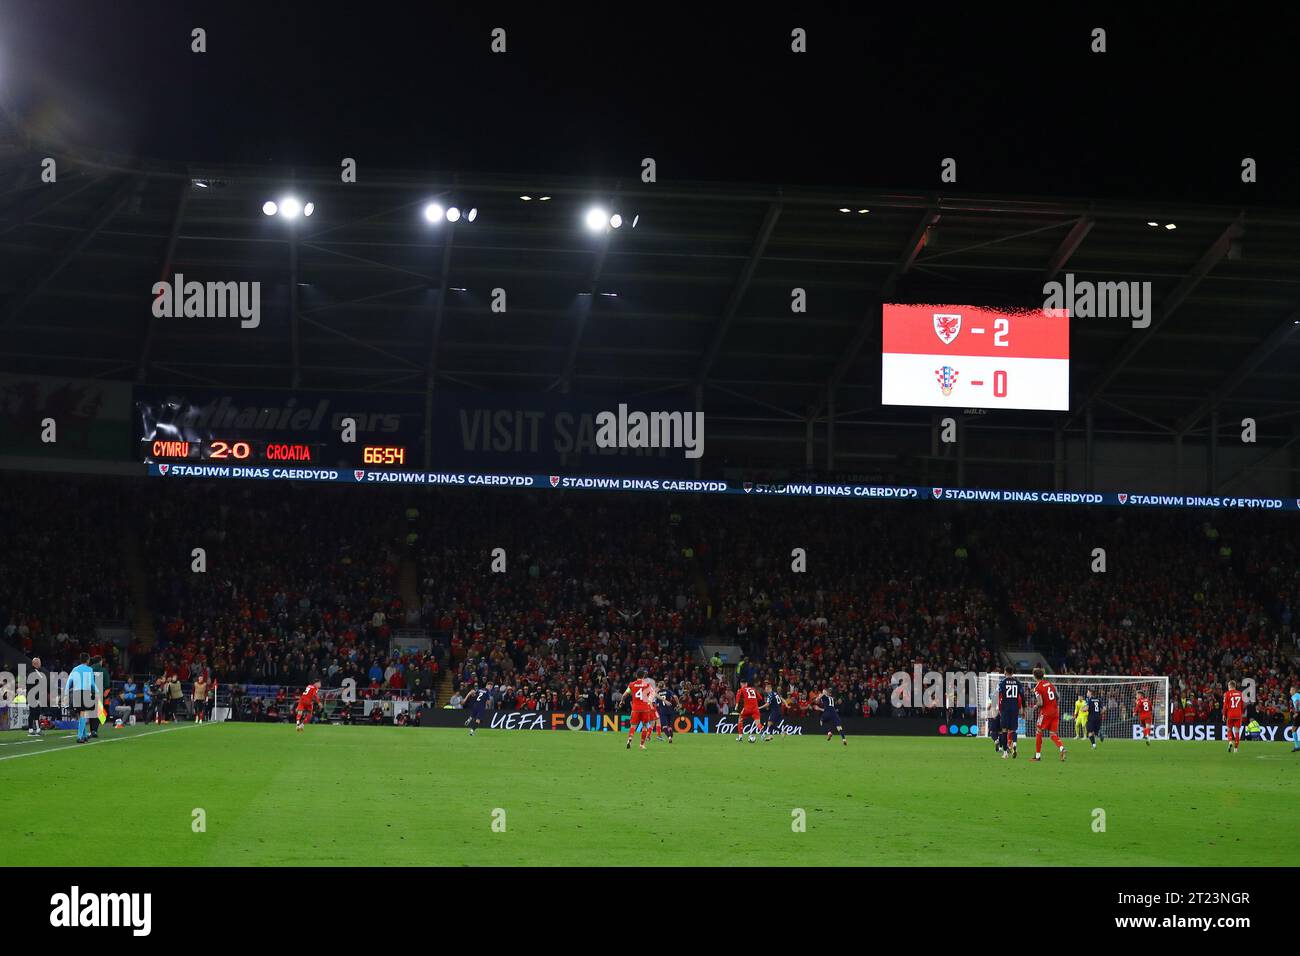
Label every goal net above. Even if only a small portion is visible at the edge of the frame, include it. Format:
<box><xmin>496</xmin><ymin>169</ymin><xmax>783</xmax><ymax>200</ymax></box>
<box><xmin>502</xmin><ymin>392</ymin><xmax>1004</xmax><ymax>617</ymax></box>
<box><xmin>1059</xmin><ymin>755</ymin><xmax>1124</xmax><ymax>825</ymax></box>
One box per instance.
<box><xmin>974</xmin><ymin>673</ymin><xmax>1169</xmax><ymax>742</ymax></box>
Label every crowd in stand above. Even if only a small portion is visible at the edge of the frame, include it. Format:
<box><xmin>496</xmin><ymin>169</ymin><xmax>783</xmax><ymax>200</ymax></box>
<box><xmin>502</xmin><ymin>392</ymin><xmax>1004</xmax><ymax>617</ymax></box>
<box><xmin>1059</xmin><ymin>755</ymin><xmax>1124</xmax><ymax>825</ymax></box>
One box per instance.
<box><xmin>2</xmin><ymin>472</ymin><xmax>1297</xmax><ymax>725</ymax></box>
<box><xmin>0</xmin><ymin>474</ymin><xmax>132</xmax><ymax>676</ymax></box>
<box><xmin>704</xmin><ymin>501</ymin><xmax>997</xmax><ymax>717</ymax></box>
<box><xmin>139</xmin><ymin>481</ymin><xmax>441</xmax><ymax>704</ymax></box>
<box><xmin>411</xmin><ymin>493</ymin><xmax>731</xmax><ymax>715</ymax></box>
<box><xmin>972</xmin><ymin>507</ymin><xmax>1300</xmax><ymax>720</ymax></box>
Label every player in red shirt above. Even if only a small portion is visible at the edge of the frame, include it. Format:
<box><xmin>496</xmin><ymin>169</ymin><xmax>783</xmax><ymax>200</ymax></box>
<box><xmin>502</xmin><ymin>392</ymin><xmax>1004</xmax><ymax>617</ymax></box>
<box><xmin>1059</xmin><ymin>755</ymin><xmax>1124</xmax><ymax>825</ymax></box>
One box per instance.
<box><xmin>1030</xmin><ymin>667</ymin><xmax>1066</xmax><ymax>762</ymax></box>
<box><xmin>1222</xmin><ymin>680</ymin><xmax>1245</xmax><ymax>754</ymax></box>
<box><xmin>734</xmin><ymin>681</ymin><xmax>762</xmax><ymax>742</ymax></box>
<box><xmin>620</xmin><ymin>670</ymin><xmax>658</xmax><ymax>751</ymax></box>
<box><xmin>295</xmin><ymin>681</ymin><xmax>321</xmax><ymax>733</ymax></box>
<box><xmin>1134</xmin><ymin>690</ymin><xmax>1155</xmax><ymax>744</ymax></box>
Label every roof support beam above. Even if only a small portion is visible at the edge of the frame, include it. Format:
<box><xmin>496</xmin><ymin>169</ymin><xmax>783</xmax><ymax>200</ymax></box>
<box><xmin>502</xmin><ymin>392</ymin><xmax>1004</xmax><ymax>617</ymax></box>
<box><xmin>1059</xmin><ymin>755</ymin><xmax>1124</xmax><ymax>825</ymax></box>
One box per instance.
<box><xmin>422</xmin><ymin>225</ymin><xmax>456</xmax><ymax>468</ymax></box>
<box><xmin>1043</xmin><ymin>214</ymin><xmax>1094</xmax><ymax>281</ymax></box>
<box><xmin>1095</xmin><ymin>396</ymin><xmax>1175</xmax><ymax>434</ymax></box>
<box><xmin>426</xmin><ymin>225</ymin><xmax>456</xmax><ymax>384</ymax></box>
<box><xmin>1071</xmin><ymin>217</ymin><xmax>1244</xmax><ymax>416</ymax></box>
<box><xmin>0</xmin><ymin>170</ymin><xmax>101</xmax><ymax>236</ymax></box>
<box><xmin>1</xmin><ymin>175</ymin><xmax>138</xmax><ymax>328</ymax></box>
<box><xmin>1218</xmin><ymin>431</ymin><xmax>1300</xmax><ymax>492</ymax></box>
<box><xmin>814</xmin><ymin>205</ymin><xmax>939</xmax><ymax>416</ymax></box>
<box><xmin>696</xmin><ymin>201</ymin><xmax>781</xmax><ymax>383</ymax></box>
<box><xmin>137</xmin><ymin>179</ymin><xmax>189</xmax><ymax>382</ymax></box>
<box><xmin>300</xmin><ymin>283</ymin><xmax>429</xmax><ymax>317</ymax></box>
<box><xmin>555</xmin><ymin>232</ymin><xmax>611</xmax><ymax>392</ymax></box>
<box><xmin>1176</xmin><ymin>306</ymin><xmax>1300</xmax><ymax>435</ymax></box>
<box><xmin>288</xmin><ymin>229</ymin><xmax>301</xmax><ymax>388</ymax></box>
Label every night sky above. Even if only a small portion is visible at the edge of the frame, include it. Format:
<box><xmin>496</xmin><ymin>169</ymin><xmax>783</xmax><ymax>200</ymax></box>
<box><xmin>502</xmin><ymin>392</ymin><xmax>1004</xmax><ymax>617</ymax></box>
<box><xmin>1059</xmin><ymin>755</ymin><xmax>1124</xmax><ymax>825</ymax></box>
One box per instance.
<box><xmin>3</xmin><ymin>2</ymin><xmax>1299</xmax><ymax>203</ymax></box>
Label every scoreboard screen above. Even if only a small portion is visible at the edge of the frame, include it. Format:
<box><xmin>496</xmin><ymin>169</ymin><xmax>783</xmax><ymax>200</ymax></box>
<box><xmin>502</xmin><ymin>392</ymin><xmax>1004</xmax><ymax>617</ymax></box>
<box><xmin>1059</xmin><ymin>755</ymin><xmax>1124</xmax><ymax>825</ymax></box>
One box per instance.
<box><xmin>881</xmin><ymin>303</ymin><xmax>1069</xmax><ymax>411</ymax></box>
<box><xmin>142</xmin><ymin>438</ymin><xmax>410</xmax><ymax>467</ymax></box>
<box><xmin>135</xmin><ymin>388</ymin><xmax>424</xmax><ymax>471</ymax></box>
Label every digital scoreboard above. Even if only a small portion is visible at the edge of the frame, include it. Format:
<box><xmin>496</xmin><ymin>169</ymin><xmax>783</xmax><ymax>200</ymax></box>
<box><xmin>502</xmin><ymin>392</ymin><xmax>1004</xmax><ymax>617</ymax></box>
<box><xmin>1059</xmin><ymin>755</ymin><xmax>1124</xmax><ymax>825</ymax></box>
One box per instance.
<box><xmin>881</xmin><ymin>303</ymin><xmax>1069</xmax><ymax>411</ymax></box>
<box><xmin>142</xmin><ymin>438</ymin><xmax>410</xmax><ymax>467</ymax></box>
<box><xmin>134</xmin><ymin>387</ymin><xmax>425</xmax><ymax>471</ymax></box>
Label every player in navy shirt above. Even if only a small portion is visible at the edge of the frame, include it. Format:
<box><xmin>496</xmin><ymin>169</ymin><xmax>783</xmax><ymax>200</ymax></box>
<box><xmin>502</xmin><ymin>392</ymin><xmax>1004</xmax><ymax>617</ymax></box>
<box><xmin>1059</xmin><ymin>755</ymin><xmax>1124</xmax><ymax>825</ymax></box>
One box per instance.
<box><xmin>655</xmin><ymin>682</ymin><xmax>680</xmax><ymax>744</ymax></box>
<box><xmin>463</xmin><ymin>683</ymin><xmax>494</xmax><ymax>736</ymax></box>
<box><xmin>986</xmin><ymin>694</ymin><xmax>1005</xmax><ymax>754</ymax></box>
<box><xmin>996</xmin><ymin>666</ymin><xmax>1023</xmax><ymax>759</ymax></box>
<box><xmin>759</xmin><ymin>682</ymin><xmax>784</xmax><ymax>741</ymax></box>
<box><xmin>1084</xmin><ymin>688</ymin><xmax>1104</xmax><ymax>749</ymax></box>
<box><xmin>814</xmin><ymin>686</ymin><xmax>847</xmax><ymax>746</ymax></box>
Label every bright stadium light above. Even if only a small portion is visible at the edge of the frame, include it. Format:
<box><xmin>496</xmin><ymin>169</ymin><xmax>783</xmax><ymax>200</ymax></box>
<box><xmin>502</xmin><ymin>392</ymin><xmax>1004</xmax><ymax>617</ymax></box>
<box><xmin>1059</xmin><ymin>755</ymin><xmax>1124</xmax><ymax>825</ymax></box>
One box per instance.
<box><xmin>838</xmin><ymin>207</ymin><xmax>851</xmax><ymax>213</ymax></box>
<box><xmin>262</xmin><ymin>200</ymin><xmax>278</xmax><ymax>216</ymax></box>
<box><xmin>609</xmin><ymin>213</ymin><xmax>623</xmax><ymax>229</ymax></box>
<box><xmin>520</xmin><ymin>195</ymin><xmax>533</xmax><ymax>201</ymax></box>
<box><xmin>631</xmin><ymin>214</ymin><xmax>639</xmax><ymax>228</ymax></box>
<box><xmin>467</xmin><ymin>208</ymin><xmax>478</xmax><ymax>222</ymax></box>
<box><xmin>303</xmin><ymin>202</ymin><xmax>315</xmax><ymax>217</ymax></box>
<box><xmin>446</xmin><ymin>206</ymin><xmax>462</xmax><ymax>223</ymax></box>
<box><xmin>279</xmin><ymin>197</ymin><xmax>302</xmax><ymax>219</ymax></box>
<box><xmin>585</xmin><ymin>207</ymin><xmax>609</xmax><ymax>232</ymax></box>
<box><xmin>1165</xmin><ymin>222</ymin><xmax>1177</xmax><ymax>230</ymax></box>
<box><xmin>424</xmin><ymin>203</ymin><xmax>445</xmax><ymax>223</ymax></box>
<box><xmin>538</xmin><ymin>196</ymin><xmax>552</xmax><ymax>201</ymax></box>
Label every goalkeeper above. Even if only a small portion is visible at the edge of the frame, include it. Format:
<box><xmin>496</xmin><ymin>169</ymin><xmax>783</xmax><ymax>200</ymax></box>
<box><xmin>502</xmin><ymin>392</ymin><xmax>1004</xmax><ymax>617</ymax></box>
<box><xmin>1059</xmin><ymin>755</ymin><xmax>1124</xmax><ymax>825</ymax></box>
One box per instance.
<box><xmin>1073</xmin><ymin>696</ymin><xmax>1088</xmax><ymax>739</ymax></box>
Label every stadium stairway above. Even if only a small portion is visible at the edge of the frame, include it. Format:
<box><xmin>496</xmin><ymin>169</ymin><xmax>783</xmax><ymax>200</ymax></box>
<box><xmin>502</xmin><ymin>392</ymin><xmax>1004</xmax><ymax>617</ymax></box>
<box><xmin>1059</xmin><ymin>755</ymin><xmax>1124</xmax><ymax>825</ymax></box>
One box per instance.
<box><xmin>435</xmin><ymin>667</ymin><xmax>455</xmax><ymax>707</ymax></box>
<box><xmin>0</xmin><ymin>635</ymin><xmax>29</xmax><ymax>667</ymax></box>
<box><xmin>396</xmin><ymin>544</ymin><xmax>456</xmax><ymax>704</ymax></box>
<box><xmin>123</xmin><ymin>526</ymin><xmax>156</xmax><ymax>649</ymax></box>
<box><xmin>399</xmin><ymin>554</ymin><xmax>420</xmax><ymax>621</ymax></box>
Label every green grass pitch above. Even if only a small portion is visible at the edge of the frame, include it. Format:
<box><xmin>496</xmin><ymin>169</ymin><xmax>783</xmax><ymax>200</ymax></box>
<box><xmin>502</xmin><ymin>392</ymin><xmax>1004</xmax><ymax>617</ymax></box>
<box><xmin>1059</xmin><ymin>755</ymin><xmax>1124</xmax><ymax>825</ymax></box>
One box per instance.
<box><xmin>1</xmin><ymin>722</ymin><xmax>1294</xmax><ymax>866</ymax></box>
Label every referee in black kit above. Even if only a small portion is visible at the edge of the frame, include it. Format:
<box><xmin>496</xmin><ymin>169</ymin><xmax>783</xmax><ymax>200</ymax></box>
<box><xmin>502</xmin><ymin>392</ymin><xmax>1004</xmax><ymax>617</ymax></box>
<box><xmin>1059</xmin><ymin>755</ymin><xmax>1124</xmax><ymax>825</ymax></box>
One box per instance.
<box><xmin>25</xmin><ymin>656</ymin><xmax>45</xmax><ymax>736</ymax></box>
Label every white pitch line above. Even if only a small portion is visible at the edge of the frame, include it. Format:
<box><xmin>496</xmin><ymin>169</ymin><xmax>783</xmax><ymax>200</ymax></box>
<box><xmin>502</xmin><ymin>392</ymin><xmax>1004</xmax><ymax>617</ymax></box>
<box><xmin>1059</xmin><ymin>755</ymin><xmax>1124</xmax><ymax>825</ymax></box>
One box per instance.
<box><xmin>0</xmin><ymin>734</ymin><xmax>76</xmax><ymax>747</ymax></box>
<box><xmin>0</xmin><ymin>723</ymin><xmax>202</xmax><ymax>762</ymax></box>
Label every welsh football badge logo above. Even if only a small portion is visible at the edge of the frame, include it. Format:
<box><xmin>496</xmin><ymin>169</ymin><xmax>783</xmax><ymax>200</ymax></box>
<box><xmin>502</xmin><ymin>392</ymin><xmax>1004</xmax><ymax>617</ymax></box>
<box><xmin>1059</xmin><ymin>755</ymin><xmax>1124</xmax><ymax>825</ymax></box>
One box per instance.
<box><xmin>934</xmin><ymin>313</ymin><xmax>961</xmax><ymax>345</ymax></box>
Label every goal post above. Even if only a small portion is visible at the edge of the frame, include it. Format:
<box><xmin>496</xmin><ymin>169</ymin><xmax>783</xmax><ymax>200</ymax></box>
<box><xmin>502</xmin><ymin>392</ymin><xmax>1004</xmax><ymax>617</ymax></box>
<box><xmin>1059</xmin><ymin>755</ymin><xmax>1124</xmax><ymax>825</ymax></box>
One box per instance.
<box><xmin>975</xmin><ymin>673</ymin><xmax>1169</xmax><ymax>742</ymax></box>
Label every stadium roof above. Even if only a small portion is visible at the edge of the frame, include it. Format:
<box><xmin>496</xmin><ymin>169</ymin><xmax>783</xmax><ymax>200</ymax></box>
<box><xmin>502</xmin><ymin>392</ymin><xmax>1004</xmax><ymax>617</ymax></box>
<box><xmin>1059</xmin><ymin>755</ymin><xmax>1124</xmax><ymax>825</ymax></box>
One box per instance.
<box><xmin>2</xmin><ymin>142</ymin><xmax>1299</xmax><ymax>457</ymax></box>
